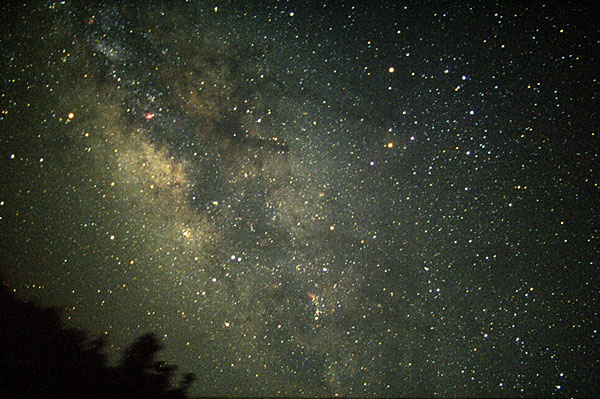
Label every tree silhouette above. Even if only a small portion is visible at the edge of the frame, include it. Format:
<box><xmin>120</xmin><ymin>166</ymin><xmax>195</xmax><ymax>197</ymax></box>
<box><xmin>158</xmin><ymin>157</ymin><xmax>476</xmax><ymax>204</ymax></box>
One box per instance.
<box><xmin>0</xmin><ymin>278</ymin><xmax>196</xmax><ymax>398</ymax></box>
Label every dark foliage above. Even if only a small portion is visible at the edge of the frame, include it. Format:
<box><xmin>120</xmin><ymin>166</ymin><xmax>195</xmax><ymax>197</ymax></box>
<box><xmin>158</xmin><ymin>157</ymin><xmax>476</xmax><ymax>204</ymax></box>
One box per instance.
<box><xmin>0</xmin><ymin>280</ymin><xmax>195</xmax><ymax>398</ymax></box>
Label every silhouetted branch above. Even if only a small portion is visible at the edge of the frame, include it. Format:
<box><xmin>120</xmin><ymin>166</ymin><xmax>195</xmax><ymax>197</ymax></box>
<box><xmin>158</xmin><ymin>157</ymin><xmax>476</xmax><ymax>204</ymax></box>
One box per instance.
<box><xmin>0</xmin><ymin>280</ymin><xmax>196</xmax><ymax>398</ymax></box>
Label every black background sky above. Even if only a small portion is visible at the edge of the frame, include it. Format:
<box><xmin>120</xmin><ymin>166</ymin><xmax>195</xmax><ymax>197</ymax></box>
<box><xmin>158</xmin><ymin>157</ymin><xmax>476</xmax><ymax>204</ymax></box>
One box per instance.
<box><xmin>1</xmin><ymin>0</ymin><xmax>598</xmax><ymax>397</ymax></box>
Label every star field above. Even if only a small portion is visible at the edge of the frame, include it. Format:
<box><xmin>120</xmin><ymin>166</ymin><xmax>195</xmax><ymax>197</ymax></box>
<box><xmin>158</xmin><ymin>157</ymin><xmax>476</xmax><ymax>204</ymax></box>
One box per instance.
<box><xmin>1</xmin><ymin>1</ymin><xmax>598</xmax><ymax>397</ymax></box>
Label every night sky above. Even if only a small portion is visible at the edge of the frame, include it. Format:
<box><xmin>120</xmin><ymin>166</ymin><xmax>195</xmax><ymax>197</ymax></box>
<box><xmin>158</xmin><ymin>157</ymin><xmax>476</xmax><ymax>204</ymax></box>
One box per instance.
<box><xmin>1</xmin><ymin>1</ymin><xmax>598</xmax><ymax>397</ymax></box>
